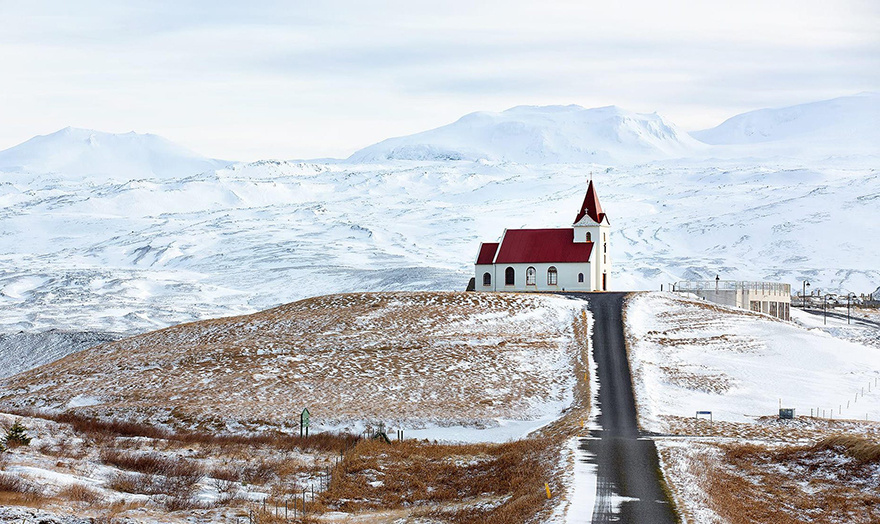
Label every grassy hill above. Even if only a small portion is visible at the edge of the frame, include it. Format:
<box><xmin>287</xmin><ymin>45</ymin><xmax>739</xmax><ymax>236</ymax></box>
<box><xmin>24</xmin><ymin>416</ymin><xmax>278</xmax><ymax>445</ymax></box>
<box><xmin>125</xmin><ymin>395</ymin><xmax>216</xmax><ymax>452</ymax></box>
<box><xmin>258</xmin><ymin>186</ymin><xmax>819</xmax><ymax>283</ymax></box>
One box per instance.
<box><xmin>0</xmin><ymin>291</ymin><xmax>586</xmax><ymax>437</ymax></box>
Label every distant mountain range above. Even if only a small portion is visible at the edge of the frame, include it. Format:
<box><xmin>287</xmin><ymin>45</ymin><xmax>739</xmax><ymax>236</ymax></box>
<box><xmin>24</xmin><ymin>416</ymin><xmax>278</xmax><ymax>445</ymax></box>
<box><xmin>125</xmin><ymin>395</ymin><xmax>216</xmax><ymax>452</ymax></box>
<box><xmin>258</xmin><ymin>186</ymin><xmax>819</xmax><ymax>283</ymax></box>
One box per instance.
<box><xmin>0</xmin><ymin>94</ymin><xmax>876</xmax><ymax>179</ymax></box>
<box><xmin>348</xmin><ymin>105</ymin><xmax>704</xmax><ymax>163</ymax></box>
<box><xmin>349</xmin><ymin>93</ymin><xmax>878</xmax><ymax>163</ymax></box>
<box><xmin>0</xmin><ymin>127</ymin><xmax>228</xmax><ymax>179</ymax></box>
<box><xmin>692</xmin><ymin>92</ymin><xmax>879</xmax><ymax>147</ymax></box>
<box><xmin>0</xmin><ymin>93</ymin><xmax>876</xmax><ymax>337</ymax></box>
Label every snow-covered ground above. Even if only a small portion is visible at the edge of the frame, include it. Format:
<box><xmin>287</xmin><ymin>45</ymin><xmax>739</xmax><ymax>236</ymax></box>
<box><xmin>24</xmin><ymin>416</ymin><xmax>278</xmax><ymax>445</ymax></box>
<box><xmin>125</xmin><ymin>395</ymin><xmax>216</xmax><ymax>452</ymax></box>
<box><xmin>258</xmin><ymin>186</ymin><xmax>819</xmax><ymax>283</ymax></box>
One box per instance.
<box><xmin>790</xmin><ymin>307</ymin><xmax>880</xmax><ymax>350</ymax></box>
<box><xmin>626</xmin><ymin>292</ymin><xmax>880</xmax><ymax>524</ymax></box>
<box><xmin>626</xmin><ymin>292</ymin><xmax>880</xmax><ymax>432</ymax></box>
<box><xmin>1</xmin><ymin>156</ymin><xmax>876</xmax><ymax>338</ymax></box>
<box><xmin>0</xmin><ymin>331</ymin><xmax>120</xmax><ymax>379</ymax></box>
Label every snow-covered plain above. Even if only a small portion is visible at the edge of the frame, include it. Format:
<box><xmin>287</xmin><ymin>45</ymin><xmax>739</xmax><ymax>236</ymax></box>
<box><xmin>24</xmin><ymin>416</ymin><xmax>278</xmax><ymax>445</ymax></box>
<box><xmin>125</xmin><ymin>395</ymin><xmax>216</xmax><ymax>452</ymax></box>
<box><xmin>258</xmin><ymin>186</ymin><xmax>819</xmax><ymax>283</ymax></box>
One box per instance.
<box><xmin>1</xmin><ymin>156</ymin><xmax>877</xmax><ymax>337</ymax></box>
<box><xmin>626</xmin><ymin>292</ymin><xmax>880</xmax><ymax>432</ymax></box>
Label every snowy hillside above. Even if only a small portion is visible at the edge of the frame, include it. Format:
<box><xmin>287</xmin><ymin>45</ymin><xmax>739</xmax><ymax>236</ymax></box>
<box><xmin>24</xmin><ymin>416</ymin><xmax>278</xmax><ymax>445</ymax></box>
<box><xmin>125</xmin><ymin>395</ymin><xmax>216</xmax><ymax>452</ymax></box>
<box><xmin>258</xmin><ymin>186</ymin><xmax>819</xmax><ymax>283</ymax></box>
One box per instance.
<box><xmin>0</xmin><ymin>331</ymin><xmax>119</xmax><ymax>379</ymax></box>
<box><xmin>0</xmin><ymin>292</ymin><xmax>586</xmax><ymax>439</ymax></box>
<box><xmin>692</xmin><ymin>93</ymin><xmax>880</xmax><ymax>156</ymax></box>
<box><xmin>626</xmin><ymin>292</ymin><xmax>880</xmax><ymax>431</ymax></box>
<box><xmin>349</xmin><ymin>105</ymin><xmax>703</xmax><ymax>163</ymax></box>
<box><xmin>0</xmin><ymin>127</ymin><xmax>228</xmax><ymax>179</ymax></box>
<box><xmin>0</xmin><ymin>157</ymin><xmax>877</xmax><ymax>335</ymax></box>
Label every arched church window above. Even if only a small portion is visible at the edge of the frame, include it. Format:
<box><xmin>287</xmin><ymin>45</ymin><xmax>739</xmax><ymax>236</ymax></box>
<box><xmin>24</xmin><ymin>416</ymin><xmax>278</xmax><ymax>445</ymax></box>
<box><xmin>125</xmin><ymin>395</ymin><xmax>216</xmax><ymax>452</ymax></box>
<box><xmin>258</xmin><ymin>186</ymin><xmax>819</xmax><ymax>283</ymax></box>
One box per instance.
<box><xmin>505</xmin><ymin>267</ymin><xmax>515</xmax><ymax>286</ymax></box>
<box><xmin>526</xmin><ymin>267</ymin><xmax>536</xmax><ymax>285</ymax></box>
<box><xmin>578</xmin><ymin>273</ymin><xmax>584</xmax><ymax>283</ymax></box>
<box><xmin>483</xmin><ymin>272</ymin><xmax>492</xmax><ymax>286</ymax></box>
<box><xmin>547</xmin><ymin>266</ymin><xmax>558</xmax><ymax>286</ymax></box>
<box><xmin>586</xmin><ymin>232</ymin><xmax>591</xmax><ymax>242</ymax></box>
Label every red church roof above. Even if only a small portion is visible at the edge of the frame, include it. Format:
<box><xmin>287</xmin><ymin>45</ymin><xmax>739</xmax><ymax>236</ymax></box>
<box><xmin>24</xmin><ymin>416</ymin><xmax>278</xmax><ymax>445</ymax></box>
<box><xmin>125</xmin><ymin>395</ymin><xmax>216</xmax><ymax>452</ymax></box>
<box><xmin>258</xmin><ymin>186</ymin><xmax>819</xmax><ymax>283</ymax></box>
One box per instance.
<box><xmin>476</xmin><ymin>242</ymin><xmax>499</xmax><ymax>264</ymax></box>
<box><xmin>574</xmin><ymin>180</ymin><xmax>606</xmax><ymax>224</ymax></box>
<box><xmin>493</xmin><ymin>229</ymin><xmax>593</xmax><ymax>264</ymax></box>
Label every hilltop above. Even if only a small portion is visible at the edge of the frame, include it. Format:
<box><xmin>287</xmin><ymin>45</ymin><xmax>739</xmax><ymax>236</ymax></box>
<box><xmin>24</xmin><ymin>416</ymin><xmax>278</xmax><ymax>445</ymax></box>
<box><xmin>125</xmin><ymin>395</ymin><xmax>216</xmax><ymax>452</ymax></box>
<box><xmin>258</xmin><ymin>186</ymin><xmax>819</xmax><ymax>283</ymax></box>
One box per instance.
<box><xmin>692</xmin><ymin>92</ymin><xmax>880</xmax><ymax>157</ymax></box>
<box><xmin>0</xmin><ymin>292</ymin><xmax>588</xmax><ymax>439</ymax></box>
<box><xmin>0</xmin><ymin>127</ymin><xmax>228</xmax><ymax>179</ymax></box>
<box><xmin>348</xmin><ymin>104</ymin><xmax>703</xmax><ymax>163</ymax></box>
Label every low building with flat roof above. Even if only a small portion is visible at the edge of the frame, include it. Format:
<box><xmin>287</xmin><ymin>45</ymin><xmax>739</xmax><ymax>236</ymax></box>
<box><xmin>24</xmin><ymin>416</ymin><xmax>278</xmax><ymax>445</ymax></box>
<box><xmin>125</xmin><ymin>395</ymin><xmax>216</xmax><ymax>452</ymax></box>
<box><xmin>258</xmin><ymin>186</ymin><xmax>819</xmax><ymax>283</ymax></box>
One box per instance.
<box><xmin>674</xmin><ymin>280</ymin><xmax>791</xmax><ymax>320</ymax></box>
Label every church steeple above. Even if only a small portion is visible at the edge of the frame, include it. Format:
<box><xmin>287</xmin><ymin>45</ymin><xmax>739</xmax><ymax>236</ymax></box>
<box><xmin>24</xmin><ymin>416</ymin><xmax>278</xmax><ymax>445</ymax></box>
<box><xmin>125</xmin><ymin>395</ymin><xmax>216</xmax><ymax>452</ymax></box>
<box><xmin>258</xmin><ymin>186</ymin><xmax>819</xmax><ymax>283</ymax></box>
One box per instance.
<box><xmin>574</xmin><ymin>179</ymin><xmax>607</xmax><ymax>225</ymax></box>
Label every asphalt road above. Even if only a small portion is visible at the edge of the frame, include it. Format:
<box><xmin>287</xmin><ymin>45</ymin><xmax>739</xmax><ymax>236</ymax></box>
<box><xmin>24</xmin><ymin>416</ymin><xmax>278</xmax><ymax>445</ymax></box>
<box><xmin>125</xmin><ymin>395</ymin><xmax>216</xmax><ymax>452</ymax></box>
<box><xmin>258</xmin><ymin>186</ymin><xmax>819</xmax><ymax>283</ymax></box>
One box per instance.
<box><xmin>566</xmin><ymin>292</ymin><xmax>678</xmax><ymax>523</ymax></box>
<box><xmin>801</xmin><ymin>307</ymin><xmax>880</xmax><ymax>329</ymax></box>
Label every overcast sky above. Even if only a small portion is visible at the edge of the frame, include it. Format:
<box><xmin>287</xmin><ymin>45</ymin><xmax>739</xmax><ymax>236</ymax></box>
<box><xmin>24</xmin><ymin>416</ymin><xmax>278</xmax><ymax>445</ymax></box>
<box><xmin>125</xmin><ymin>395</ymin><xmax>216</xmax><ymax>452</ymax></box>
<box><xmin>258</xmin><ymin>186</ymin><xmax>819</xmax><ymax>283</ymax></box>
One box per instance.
<box><xmin>1</xmin><ymin>0</ymin><xmax>877</xmax><ymax>160</ymax></box>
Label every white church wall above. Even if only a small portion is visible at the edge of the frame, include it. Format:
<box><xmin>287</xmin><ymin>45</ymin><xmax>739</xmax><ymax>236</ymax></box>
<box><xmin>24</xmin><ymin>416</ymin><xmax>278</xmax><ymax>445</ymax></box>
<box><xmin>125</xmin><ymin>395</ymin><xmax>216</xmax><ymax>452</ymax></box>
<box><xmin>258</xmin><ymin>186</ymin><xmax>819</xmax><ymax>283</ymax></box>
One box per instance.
<box><xmin>475</xmin><ymin>264</ymin><xmax>496</xmax><ymax>291</ymax></box>
<box><xmin>474</xmin><ymin>262</ymin><xmax>593</xmax><ymax>292</ymax></box>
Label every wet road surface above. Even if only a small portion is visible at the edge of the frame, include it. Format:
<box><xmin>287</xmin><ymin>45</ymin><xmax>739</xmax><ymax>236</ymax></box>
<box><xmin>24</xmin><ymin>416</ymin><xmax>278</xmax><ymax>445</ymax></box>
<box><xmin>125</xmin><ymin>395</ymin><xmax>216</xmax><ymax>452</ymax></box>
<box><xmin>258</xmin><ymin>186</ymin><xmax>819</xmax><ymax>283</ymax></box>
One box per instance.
<box><xmin>566</xmin><ymin>292</ymin><xmax>678</xmax><ymax>523</ymax></box>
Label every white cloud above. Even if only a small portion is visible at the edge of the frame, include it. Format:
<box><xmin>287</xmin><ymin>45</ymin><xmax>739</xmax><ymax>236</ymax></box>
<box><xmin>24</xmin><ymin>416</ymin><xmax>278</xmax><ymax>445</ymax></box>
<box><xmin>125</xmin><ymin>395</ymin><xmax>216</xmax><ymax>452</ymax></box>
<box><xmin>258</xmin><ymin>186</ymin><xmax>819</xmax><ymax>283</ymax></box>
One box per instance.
<box><xmin>0</xmin><ymin>0</ymin><xmax>877</xmax><ymax>160</ymax></box>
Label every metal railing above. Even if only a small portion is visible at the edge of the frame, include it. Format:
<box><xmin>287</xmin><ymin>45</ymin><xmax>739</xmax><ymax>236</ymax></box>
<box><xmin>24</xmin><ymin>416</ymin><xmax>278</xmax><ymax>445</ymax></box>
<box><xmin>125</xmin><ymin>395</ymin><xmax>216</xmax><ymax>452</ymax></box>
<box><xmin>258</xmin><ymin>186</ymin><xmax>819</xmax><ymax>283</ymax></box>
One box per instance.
<box><xmin>674</xmin><ymin>280</ymin><xmax>791</xmax><ymax>295</ymax></box>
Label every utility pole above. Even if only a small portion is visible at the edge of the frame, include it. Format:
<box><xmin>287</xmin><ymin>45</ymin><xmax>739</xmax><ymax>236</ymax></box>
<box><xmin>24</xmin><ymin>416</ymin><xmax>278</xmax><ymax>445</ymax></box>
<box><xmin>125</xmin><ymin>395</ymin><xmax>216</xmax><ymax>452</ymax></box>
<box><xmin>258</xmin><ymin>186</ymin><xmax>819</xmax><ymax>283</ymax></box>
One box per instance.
<box><xmin>802</xmin><ymin>280</ymin><xmax>810</xmax><ymax>308</ymax></box>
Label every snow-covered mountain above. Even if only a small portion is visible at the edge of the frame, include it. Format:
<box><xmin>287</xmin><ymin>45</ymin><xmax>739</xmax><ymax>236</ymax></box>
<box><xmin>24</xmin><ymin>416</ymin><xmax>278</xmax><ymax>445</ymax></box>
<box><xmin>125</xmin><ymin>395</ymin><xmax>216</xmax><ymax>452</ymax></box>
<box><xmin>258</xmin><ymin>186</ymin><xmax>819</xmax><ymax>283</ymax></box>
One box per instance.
<box><xmin>0</xmin><ymin>127</ymin><xmax>228</xmax><ymax>179</ymax></box>
<box><xmin>0</xmin><ymin>96</ymin><xmax>877</xmax><ymax>338</ymax></box>
<box><xmin>692</xmin><ymin>93</ymin><xmax>880</xmax><ymax>156</ymax></box>
<box><xmin>349</xmin><ymin>105</ymin><xmax>704</xmax><ymax>163</ymax></box>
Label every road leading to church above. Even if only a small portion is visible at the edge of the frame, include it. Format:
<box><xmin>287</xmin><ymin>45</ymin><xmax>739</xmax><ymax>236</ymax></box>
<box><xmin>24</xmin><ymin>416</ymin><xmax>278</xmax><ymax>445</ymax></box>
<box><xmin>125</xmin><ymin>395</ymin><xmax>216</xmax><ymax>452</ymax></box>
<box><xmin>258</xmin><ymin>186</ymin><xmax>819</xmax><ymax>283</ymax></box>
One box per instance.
<box><xmin>566</xmin><ymin>292</ymin><xmax>678</xmax><ymax>523</ymax></box>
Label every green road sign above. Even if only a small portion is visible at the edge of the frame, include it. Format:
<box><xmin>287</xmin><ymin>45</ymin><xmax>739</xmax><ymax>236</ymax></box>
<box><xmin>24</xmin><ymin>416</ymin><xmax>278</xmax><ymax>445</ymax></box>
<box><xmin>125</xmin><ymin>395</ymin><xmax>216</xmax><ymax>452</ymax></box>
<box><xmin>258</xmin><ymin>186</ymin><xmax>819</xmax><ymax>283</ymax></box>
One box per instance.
<box><xmin>300</xmin><ymin>408</ymin><xmax>310</xmax><ymax>438</ymax></box>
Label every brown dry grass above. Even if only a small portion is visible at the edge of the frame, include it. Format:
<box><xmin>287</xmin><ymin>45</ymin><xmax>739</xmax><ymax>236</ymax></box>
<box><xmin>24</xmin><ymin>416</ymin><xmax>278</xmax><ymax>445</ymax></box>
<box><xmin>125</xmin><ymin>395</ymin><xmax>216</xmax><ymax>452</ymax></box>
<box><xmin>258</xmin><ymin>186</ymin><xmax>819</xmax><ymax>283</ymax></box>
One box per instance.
<box><xmin>0</xmin><ymin>472</ymin><xmax>44</xmax><ymax>504</ymax></box>
<box><xmin>322</xmin><ymin>437</ymin><xmax>560</xmax><ymax>524</ymax></box>
<box><xmin>691</xmin><ymin>435</ymin><xmax>880</xmax><ymax>524</ymax></box>
<box><xmin>663</xmin><ymin>414</ymin><xmax>880</xmax><ymax>441</ymax></box>
<box><xmin>0</xmin><ymin>292</ymin><xmax>578</xmax><ymax>433</ymax></box>
<box><xmin>99</xmin><ymin>449</ymin><xmax>203</xmax><ymax>478</ymax></box>
<box><xmin>8</xmin><ymin>407</ymin><xmax>359</xmax><ymax>454</ymax></box>
<box><xmin>0</xmin><ymin>293</ymin><xmax>590</xmax><ymax>523</ymax></box>
<box><xmin>57</xmin><ymin>483</ymin><xmax>104</xmax><ymax>504</ymax></box>
<box><xmin>812</xmin><ymin>434</ymin><xmax>880</xmax><ymax>462</ymax></box>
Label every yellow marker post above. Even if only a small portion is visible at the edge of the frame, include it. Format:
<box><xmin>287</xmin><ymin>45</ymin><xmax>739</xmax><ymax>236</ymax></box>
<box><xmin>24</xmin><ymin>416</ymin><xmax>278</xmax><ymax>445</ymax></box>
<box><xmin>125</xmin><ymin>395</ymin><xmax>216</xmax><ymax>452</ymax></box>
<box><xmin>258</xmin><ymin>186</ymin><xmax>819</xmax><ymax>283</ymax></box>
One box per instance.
<box><xmin>545</xmin><ymin>482</ymin><xmax>552</xmax><ymax>499</ymax></box>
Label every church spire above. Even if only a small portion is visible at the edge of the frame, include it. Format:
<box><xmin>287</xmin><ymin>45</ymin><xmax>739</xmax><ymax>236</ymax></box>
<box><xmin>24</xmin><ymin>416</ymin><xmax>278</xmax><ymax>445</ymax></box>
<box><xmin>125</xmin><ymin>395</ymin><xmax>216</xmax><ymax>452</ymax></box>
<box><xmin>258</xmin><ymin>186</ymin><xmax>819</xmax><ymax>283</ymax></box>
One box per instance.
<box><xmin>574</xmin><ymin>179</ymin><xmax>606</xmax><ymax>225</ymax></box>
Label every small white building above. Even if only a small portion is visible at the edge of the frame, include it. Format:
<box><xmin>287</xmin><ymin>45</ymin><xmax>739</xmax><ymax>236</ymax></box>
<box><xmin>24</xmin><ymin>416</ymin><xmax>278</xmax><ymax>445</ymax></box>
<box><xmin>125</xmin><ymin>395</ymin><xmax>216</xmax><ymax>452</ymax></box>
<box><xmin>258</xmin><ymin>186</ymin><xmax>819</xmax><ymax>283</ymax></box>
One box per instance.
<box><xmin>674</xmin><ymin>280</ymin><xmax>792</xmax><ymax>320</ymax></box>
<box><xmin>474</xmin><ymin>180</ymin><xmax>611</xmax><ymax>292</ymax></box>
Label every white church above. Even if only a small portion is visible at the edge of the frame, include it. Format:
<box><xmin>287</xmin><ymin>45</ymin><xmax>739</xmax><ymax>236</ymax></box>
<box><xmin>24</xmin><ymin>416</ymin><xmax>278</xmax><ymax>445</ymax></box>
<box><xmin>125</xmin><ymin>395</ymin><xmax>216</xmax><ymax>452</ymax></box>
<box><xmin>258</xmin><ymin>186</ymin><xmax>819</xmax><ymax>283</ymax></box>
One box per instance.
<box><xmin>474</xmin><ymin>179</ymin><xmax>610</xmax><ymax>292</ymax></box>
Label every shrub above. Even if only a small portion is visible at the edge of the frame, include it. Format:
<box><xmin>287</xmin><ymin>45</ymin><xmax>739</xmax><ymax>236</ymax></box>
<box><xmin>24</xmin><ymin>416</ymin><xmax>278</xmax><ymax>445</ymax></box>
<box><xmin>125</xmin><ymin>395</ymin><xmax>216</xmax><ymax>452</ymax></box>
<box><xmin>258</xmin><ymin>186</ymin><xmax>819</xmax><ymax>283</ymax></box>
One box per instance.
<box><xmin>58</xmin><ymin>483</ymin><xmax>104</xmax><ymax>504</ymax></box>
<box><xmin>4</xmin><ymin>420</ymin><xmax>32</xmax><ymax>448</ymax></box>
<box><xmin>100</xmin><ymin>449</ymin><xmax>203</xmax><ymax>479</ymax></box>
<box><xmin>0</xmin><ymin>472</ymin><xmax>43</xmax><ymax>501</ymax></box>
<box><xmin>106</xmin><ymin>471</ymin><xmax>155</xmax><ymax>494</ymax></box>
